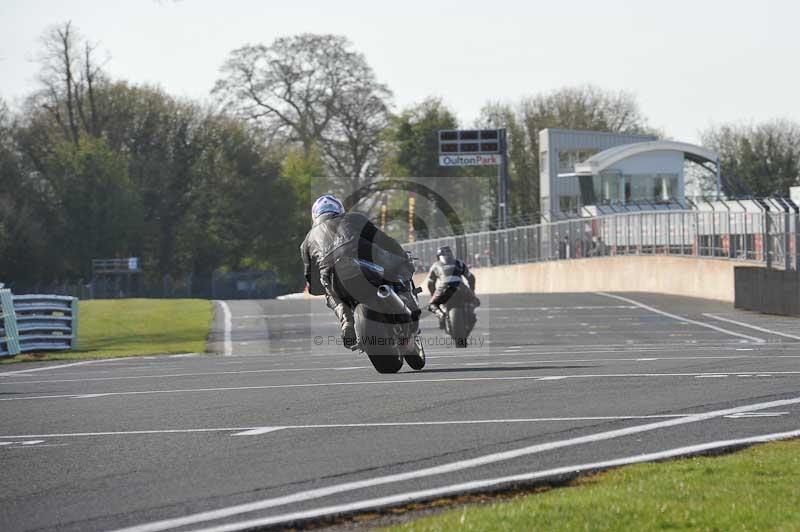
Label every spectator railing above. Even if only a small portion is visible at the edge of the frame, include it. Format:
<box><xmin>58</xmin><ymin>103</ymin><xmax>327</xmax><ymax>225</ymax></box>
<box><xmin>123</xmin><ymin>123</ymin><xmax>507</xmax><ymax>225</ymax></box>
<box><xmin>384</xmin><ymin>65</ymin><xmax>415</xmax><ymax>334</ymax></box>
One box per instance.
<box><xmin>0</xmin><ymin>290</ymin><xmax>79</xmax><ymax>357</ymax></box>
<box><xmin>406</xmin><ymin>207</ymin><xmax>799</xmax><ymax>274</ymax></box>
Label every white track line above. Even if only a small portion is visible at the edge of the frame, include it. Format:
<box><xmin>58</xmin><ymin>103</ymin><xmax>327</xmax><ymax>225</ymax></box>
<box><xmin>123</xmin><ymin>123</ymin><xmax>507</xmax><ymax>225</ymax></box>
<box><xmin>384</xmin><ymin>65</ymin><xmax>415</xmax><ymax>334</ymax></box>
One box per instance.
<box><xmin>0</xmin><ymin>366</ymin><xmax>371</xmax><ymax>384</ymax></box>
<box><xmin>476</xmin><ymin>305</ymin><xmax>638</xmax><ymax>312</ymax></box>
<box><xmin>596</xmin><ymin>293</ymin><xmax>766</xmax><ymax>343</ymax></box>
<box><xmin>111</xmin><ymin>396</ymin><xmax>800</xmax><ymax>532</ymax></box>
<box><xmin>4</xmin><ymin>372</ymin><xmax>800</xmax><ymax>402</ymax></box>
<box><xmin>7</xmin><ymin>352</ymin><xmax>800</xmax><ymax>385</ymax></box>
<box><xmin>188</xmin><ymin>428</ymin><xmax>800</xmax><ymax>532</ymax></box>
<box><xmin>235</xmin><ymin>313</ymin><xmax>329</xmax><ymax>319</ymax></box>
<box><xmin>228</xmin><ymin>342</ymin><xmax>765</xmax><ymax>360</ymax></box>
<box><xmin>0</xmin><ymin>415</ymin><xmax>695</xmax><ymax>440</ymax></box>
<box><xmin>231</xmin><ymin>427</ymin><xmax>286</xmax><ymax>436</ymax></box>
<box><xmin>416</xmin><ymin>344</ymin><xmax>771</xmax><ymax>359</ymax></box>
<box><xmin>703</xmin><ymin>313</ymin><xmax>800</xmax><ymax>341</ymax></box>
<box><xmin>216</xmin><ymin>301</ymin><xmax>233</xmax><ymax>356</ymax></box>
<box><xmin>0</xmin><ymin>359</ymin><xmax>117</xmax><ymax>377</ymax></box>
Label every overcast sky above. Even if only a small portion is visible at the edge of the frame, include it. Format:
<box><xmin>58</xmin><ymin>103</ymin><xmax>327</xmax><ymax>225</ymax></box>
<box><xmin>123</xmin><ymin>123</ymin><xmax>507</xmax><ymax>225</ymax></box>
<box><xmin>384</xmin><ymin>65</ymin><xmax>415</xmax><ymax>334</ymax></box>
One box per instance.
<box><xmin>1</xmin><ymin>0</ymin><xmax>798</xmax><ymax>143</ymax></box>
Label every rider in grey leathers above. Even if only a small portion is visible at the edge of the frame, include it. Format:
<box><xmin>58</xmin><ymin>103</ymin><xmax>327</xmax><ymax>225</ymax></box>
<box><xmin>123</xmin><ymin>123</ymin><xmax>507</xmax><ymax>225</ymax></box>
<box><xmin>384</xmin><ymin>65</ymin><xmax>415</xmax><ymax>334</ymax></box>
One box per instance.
<box><xmin>300</xmin><ymin>195</ymin><xmax>412</xmax><ymax>348</ymax></box>
<box><xmin>426</xmin><ymin>246</ymin><xmax>479</xmax><ymax>328</ymax></box>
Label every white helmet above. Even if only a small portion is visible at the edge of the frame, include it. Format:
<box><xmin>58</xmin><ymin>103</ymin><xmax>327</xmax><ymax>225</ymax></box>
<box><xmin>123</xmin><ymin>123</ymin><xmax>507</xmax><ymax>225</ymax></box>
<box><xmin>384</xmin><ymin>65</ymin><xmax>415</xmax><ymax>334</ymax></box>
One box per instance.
<box><xmin>311</xmin><ymin>194</ymin><xmax>345</xmax><ymax>221</ymax></box>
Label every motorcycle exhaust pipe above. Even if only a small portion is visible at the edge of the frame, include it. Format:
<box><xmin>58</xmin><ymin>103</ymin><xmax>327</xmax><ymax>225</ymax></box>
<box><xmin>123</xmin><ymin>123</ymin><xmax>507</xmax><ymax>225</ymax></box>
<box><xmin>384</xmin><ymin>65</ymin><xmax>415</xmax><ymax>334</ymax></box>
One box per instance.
<box><xmin>376</xmin><ymin>285</ymin><xmax>412</xmax><ymax>317</ymax></box>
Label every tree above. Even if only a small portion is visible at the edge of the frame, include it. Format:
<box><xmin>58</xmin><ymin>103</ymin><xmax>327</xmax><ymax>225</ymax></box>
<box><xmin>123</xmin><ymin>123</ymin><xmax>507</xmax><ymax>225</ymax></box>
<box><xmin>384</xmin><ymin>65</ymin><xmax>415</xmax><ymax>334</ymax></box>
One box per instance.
<box><xmin>390</xmin><ymin>97</ymin><xmax>458</xmax><ymax>179</ymax></box>
<box><xmin>214</xmin><ymin>34</ymin><xmax>392</xmax><ymax>190</ymax></box>
<box><xmin>45</xmin><ymin>137</ymin><xmax>143</xmax><ymax>278</ymax></box>
<box><xmin>3</xmin><ymin>23</ymin><xmax>310</xmax><ymax>291</ymax></box>
<box><xmin>702</xmin><ymin>120</ymin><xmax>800</xmax><ymax>197</ymax></box>
<box><xmin>384</xmin><ymin>98</ymin><xmax>465</xmax><ymax>238</ymax></box>
<box><xmin>481</xmin><ymin>102</ymin><xmax>535</xmax><ymax>223</ymax></box>
<box><xmin>282</xmin><ymin>144</ymin><xmax>326</xmax><ymax>206</ymax></box>
<box><xmin>179</xmin><ymin>116</ymin><xmax>300</xmax><ymax>282</ymax></box>
<box><xmin>0</xmin><ymin>98</ymin><xmax>52</xmax><ymax>284</ymax></box>
<box><xmin>519</xmin><ymin>85</ymin><xmax>651</xmax><ymax>134</ymax></box>
<box><xmin>320</xmin><ymin>79</ymin><xmax>392</xmax><ymax>193</ymax></box>
<box><xmin>33</xmin><ymin>21</ymin><xmax>106</xmax><ymax>146</ymax></box>
<box><xmin>480</xmin><ymin>85</ymin><xmax>655</xmax><ymax>218</ymax></box>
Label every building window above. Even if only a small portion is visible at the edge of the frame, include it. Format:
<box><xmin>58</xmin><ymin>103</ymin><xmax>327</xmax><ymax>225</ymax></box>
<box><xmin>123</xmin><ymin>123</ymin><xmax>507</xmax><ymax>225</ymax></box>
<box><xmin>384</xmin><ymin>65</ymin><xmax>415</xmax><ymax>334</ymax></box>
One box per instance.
<box><xmin>623</xmin><ymin>173</ymin><xmax>679</xmax><ymax>204</ymax></box>
<box><xmin>558</xmin><ymin>151</ymin><xmax>573</xmax><ymax>173</ymax></box>
<box><xmin>540</xmin><ymin>150</ymin><xmax>548</xmax><ymax>175</ymax></box>
<box><xmin>557</xmin><ymin>149</ymin><xmax>599</xmax><ymax>173</ymax></box>
<box><xmin>559</xmin><ymin>195</ymin><xmax>580</xmax><ymax>214</ymax></box>
<box><xmin>592</xmin><ymin>173</ymin><xmax>622</xmax><ymax>205</ymax></box>
<box><xmin>650</xmin><ymin>174</ymin><xmax>680</xmax><ymax>203</ymax></box>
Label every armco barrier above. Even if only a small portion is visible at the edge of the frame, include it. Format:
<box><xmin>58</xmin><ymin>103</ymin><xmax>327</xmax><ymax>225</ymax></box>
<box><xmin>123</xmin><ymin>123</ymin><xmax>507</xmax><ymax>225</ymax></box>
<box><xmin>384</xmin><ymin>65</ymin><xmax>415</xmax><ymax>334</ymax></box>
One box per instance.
<box><xmin>0</xmin><ymin>290</ymin><xmax>79</xmax><ymax>357</ymax></box>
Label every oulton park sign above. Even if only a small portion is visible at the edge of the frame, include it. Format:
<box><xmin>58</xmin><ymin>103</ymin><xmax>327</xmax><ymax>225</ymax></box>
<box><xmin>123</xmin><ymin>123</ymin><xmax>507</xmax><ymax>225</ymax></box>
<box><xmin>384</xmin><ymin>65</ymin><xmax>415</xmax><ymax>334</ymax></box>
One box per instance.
<box><xmin>439</xmin><ymin>154</ymin><xmax>502</xmax><ymax>167</ymax></box>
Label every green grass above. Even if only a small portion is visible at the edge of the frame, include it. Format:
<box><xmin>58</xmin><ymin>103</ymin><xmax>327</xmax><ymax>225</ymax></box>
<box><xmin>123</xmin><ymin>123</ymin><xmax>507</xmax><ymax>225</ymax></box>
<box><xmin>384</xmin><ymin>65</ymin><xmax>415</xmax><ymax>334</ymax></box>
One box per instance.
<box><xmin>1</xmin><ymin>299</ymin><xmax>213</xmax><ymax>364</ymax></box>
<box><xmin>385</xmin><ymin>439</ymin><xmax>800</xmax><ymax>532</ymax></box>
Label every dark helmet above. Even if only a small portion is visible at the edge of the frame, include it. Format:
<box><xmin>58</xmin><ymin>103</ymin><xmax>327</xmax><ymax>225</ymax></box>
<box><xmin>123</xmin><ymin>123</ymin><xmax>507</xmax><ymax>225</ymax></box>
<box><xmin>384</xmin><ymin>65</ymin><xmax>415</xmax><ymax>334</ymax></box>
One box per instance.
<box><xmin>436</xmin><ymin>245</ymin><xmax>454</xmax><ymax>263</ymax></box>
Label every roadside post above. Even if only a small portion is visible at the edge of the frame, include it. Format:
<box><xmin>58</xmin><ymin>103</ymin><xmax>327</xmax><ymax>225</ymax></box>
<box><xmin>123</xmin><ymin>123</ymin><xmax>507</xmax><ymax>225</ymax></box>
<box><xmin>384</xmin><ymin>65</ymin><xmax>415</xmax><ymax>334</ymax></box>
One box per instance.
<box><xmin>0</xmin><ymin>288</ymin><xmax>21</xmax><ymax>356</ymax></box>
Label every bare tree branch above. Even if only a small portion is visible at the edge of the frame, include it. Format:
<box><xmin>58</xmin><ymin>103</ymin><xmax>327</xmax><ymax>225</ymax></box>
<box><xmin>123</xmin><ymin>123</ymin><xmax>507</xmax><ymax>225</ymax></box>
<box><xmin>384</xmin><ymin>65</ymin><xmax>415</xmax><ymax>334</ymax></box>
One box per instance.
<box><xmin>214</xmin><ymin>34</ymin><xmax>393</xmax><ymax>189</ymax></box>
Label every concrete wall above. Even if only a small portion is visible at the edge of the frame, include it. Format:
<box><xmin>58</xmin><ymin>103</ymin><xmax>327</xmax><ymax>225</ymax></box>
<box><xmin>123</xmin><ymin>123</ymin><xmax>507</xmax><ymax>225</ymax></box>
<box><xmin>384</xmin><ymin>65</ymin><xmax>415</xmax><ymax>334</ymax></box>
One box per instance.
<box><xmin>415</xmin><ymin>256</ymin><xmax>754</xmax><ymax>302</ymax></box>
<box><xmin>735</xmin><ymin>267</ymin><xmax>800</xmax><ymax>315</ymax></box>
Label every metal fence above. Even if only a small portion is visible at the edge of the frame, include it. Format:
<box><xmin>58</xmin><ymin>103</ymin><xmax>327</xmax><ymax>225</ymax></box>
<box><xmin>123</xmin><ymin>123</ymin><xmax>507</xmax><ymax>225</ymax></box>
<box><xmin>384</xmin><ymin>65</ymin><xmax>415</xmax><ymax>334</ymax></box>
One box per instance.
<box><xmin>0</xmin><ymin>289</ymin><xmax>79</xmax><ymax>357</ymax></box>
<box><xmin>406</xmin><ymin>208</ymin><xmax>800</xmax><ymax>273</ymax></box>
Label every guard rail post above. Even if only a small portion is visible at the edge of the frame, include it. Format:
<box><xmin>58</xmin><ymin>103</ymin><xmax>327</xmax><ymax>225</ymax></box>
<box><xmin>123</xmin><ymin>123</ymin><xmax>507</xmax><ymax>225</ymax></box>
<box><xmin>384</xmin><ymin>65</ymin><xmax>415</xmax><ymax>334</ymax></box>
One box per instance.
<box><xmin>784</xmin><ymin>210</ymin><xmax>791</xmax><ymax>271</ymax></box>
<box><xmin>71</xmin><ymin>296</ymin><xmax>80</xmax><ymax>350</ymax></box>
<box><xmin>795</xmin><ymin>210</ymin><xmax>800</xmax><ymax>271</ymax></box>
<box><xmin>0</xmin><ymin>289</ymin><xmax>22</xmax><ymax>356</ymax></box>
<box><xmin>765</xmin><ymin>210</ymin><xmax>772</xmax><ymax>269</ymax></box>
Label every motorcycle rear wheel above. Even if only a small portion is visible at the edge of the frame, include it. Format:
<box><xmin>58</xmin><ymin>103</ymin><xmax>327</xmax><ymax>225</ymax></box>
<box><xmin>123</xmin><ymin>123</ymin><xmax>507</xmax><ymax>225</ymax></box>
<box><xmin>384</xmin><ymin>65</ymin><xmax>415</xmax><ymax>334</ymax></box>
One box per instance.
<box><xmin>367</xmin><ymin>353</ymin><xmax>404</xmax><ymax>373</ymax></box>
<box><xmin>449</xmin><ymin>306</ymin><xmax>468</xmax><ymax>348</ymax></box>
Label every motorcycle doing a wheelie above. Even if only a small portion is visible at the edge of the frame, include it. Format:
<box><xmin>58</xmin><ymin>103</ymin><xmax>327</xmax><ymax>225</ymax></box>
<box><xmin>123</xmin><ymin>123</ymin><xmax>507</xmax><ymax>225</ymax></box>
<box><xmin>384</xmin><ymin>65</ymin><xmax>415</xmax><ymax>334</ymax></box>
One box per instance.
<box><xmin>331</xmin><ymin>253</ymin><xmax>426</xmax><ymax>374</ymax></box>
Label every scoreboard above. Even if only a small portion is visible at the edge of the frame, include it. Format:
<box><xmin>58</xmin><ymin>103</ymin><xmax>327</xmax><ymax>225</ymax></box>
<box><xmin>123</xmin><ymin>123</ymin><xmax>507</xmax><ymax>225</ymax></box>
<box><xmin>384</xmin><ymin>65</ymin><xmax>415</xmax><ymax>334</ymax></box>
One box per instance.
<box><xmin>438</xmin><ymin>129</ymin><xmax>503</xmax><ymax>166</ymax></box>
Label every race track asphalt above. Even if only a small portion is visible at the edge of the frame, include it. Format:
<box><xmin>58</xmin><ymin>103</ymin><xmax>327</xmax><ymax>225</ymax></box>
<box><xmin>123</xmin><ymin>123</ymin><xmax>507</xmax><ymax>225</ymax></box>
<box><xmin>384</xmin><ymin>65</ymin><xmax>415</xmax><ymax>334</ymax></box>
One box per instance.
<box><xmin>1</xmin><ymin>291</ymin><xmax>799</xmax><ymax>532</ymax></box>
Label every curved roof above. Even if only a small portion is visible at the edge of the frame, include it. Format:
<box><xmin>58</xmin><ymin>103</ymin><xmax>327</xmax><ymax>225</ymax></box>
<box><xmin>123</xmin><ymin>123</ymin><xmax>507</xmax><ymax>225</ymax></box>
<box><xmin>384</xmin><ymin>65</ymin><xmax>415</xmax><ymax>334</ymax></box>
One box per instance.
<box><xmin>573</xmin><ymin>140</ymin><xmax>719</xmax><ymax>176</ymax></box>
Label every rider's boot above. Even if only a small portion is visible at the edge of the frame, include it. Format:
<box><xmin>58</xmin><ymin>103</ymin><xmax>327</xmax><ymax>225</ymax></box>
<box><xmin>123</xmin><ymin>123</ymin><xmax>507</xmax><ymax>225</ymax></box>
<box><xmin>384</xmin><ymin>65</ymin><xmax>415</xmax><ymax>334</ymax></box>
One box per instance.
<box><xmin>334</xmin><ymin>303</ymin><xmax>357</xmax><ymax>349</ymax></box>
<box><xmin>428</xmin><ymin>303</ymin><xmax>447</xmax><ymax>330</ymax></box>
<box><xmin>437</xmin><ymin>307</ymin><xmax>446</xmax><ymax>330</ymax></box>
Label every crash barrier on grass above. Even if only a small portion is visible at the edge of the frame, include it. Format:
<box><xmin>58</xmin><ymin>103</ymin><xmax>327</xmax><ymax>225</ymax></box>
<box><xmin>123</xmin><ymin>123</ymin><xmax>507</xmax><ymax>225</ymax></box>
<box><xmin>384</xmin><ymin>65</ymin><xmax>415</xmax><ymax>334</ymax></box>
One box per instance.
<box><xmin>735</xmin><ymin>266</ymin><xmax>800</xmax><ymax>316</ymax></box>
<box><xmin>0</xmin><ymin>289</ymin><xmax>79</xmax><ymax>357</ymax></box>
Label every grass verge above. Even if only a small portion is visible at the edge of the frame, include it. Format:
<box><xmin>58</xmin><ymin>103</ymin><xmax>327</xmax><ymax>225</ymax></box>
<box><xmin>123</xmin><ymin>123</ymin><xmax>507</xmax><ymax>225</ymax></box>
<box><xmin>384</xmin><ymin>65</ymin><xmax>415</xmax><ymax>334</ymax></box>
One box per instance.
<box><xmin>384</xmin><ymin>439</ymin><xmax>800</xmax><ymax>531</ymax></box>
<box><xmin>1</xmin><ymin>298</ymin><xmax>213</xmax><ymax>364</ymax></box>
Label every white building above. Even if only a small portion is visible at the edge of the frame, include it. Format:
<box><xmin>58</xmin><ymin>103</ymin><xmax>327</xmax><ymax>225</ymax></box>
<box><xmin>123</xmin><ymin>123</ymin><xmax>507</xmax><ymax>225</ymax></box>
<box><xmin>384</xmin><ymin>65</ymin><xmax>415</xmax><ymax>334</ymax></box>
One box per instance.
<box><xmin>540</xmin><ymin>128</ymin><xmax>720</xmax><ymax>218</ymax></box>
